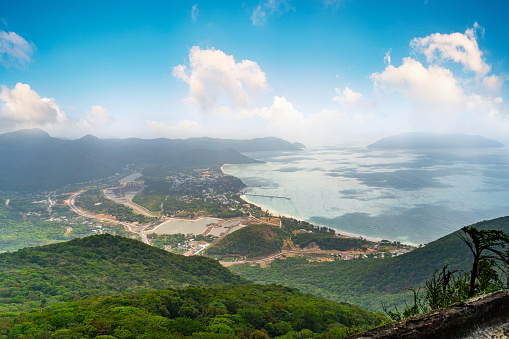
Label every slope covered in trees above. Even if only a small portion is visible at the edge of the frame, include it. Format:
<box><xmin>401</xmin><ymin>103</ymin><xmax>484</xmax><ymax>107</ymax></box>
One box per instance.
<box><xmin>0</xmin><ymin>234</ymin><xmax>246</xmax><ymax>312</ymax></box>
<box><xmin>0</xmin><ymin>284</ymin><xmax>383</xmax><ymax>338</ymax></box>
<box><xmin>205</xmin><ymin>224</ymin><xmax>287</xmax><ymax>259</ymax></box>
<box><xmin>229</xmin><ymin>216</ymin><xmax>509</xmax><ymax>311</ymax></box>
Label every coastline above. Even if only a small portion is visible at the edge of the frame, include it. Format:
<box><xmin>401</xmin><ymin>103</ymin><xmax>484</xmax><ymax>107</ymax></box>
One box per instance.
<box><xmin>239</xmin><ymin>192</ymin><xmax>386</xmax><ymax>242</ymax></box>
<box><xmin>224</xmin><ymin>164</ymin><xmax>387</xmax><ymax>243</ymax></box>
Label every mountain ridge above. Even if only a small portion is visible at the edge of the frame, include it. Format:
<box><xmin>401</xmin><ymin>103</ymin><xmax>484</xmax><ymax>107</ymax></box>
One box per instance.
<box><xmin>0</xmin><ymin>128</ymin><xmax>304</xmax><ymax>192</ymax></box>
<box><xmin>367</xmin><ymin>132</ymin><xmax>504</xmax><ymax>149</ymax></box>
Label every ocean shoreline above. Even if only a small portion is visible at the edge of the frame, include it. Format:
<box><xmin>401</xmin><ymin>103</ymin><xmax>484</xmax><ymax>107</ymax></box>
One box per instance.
<box><xmin>222</xmin><ymin>164</ymin><xmax>396</xmax><ymax>245</ymax></box>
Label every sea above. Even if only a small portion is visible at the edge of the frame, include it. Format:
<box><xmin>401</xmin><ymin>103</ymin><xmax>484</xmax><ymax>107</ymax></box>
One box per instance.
<box><xmin>222</xmin><ymin>144</ymin><xmax>509</xmax><ymax>246</ymax></box>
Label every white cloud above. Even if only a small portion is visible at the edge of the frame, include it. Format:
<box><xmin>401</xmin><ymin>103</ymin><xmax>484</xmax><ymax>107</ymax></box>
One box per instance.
<box><xmin>332</xmin><ymin>87</ymin><xmax>363</xmax><ymax>108</ymax></box>
<box><xmin>1</xmin><ymin>18</ymin><xmax>7</xmax><ymax>27</ymax></box>
<box><xmin>251</xmin><ymin>0</ymin><xmax>294</xmax><ymax>26</ymax></box>
<box><xmin>255</xmin><ymin>96</ymin><xmax>304</xmax><ymax>128</ymax></box>
<box><xmin>173</xmin><ymin>46</ymin><xmax>267</xmax><ymax>113</ymax></box>
<box><xmin>252</xmin><ymin>96</ymin><xmax>372</xmax><ymax>145</ymax></box>
<box><xmin>147</xmin><ymin>119</ymin><xmax>205</xmax><ymax>138</ymax></box>
<box><xmin>481</xmin><ymin>75</ymin><xmax>504</xmax><ymax>95</ymax></box>
<box><xmin>370</xmin><ymin>56</ymin><xmax>508</xmax><ymax>138</ymax></box>
<box><xmin>191</xmin><ymin>4</ymin><xmax>199</xmax><ymax>22</ymax></box>
<box><xmin>411</xmin><ymin>23</ymin><xmax>490</xmax><ymax>76</ymax></box>
<box><xmin>384</xmin><ymin>49</ymin><xmax>391</xmax><ymax>66</ymax></box>
<box><xmin>0</xmin><ymin>83</ymin><xmax>65</xmax><ymax>127</ymax></box>
<box><xmin>0</xmin><ymin>83</ymin><xmax>114</xmax><ymax>137</ymax></box>
<box><xmin>0</xmin><ymin>30</ymin><xmax>34</xmax><ymax>68</ymax></box>
<box><xmin>87</xmin><ymin>105</ymin><xmax>113</xmax><ymax>126</ymax></box>
<box><xmin>371</xmin><ymin>57</ymin><xmax>465</xmax><ymax>107</ymax></box>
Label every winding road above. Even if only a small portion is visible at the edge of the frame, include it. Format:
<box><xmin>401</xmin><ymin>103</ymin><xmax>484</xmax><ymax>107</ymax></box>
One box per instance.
<box><xmin>219</xmin><ymin>249</ymin><xmax>340</xmax><ymax>266</ymax></box>
<box><xmin>68</xmin><ymin>190</ymin><xmax>151</xmax><ymax>244</ymax></box>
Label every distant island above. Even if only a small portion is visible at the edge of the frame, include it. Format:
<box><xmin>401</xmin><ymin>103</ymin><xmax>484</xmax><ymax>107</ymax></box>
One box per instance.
<box><xmin>367</xmin><ymin>132</ymin><xmax>504</xmax><ymax>149</ymax></box>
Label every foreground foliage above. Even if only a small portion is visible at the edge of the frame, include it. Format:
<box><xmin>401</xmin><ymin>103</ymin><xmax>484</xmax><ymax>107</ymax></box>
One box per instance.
<box><xmin>0</xmin><ymin>284</ymin><xmax>385</xmax><ymax>339</ymax></box>
<box><xmin>0</xmin><ymin>234</ymin><xmax>245</xmax><ymax>312</ymax></box>
<box><xmin>383</xmin><ymin>225</ymin><xmax>509</xmax><ymax>320</ymax></box>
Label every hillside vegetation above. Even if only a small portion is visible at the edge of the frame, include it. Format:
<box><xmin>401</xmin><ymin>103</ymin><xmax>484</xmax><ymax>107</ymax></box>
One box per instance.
<box><xmin>292</xmin><ymin>233</ymin><xmax>371</xmax><ymax>251</ymax></box>
<box><xmin>0</xmin><ymin>197</ymin><xmax>92</xmax><ymax>253</ymax></box>
<box><xmin>0</xmin><ymin>234</ymin><xmax>245</xmax><ymax>312</ymax></box>
<box><xmin>229</xmin><ymin>216</ymin><xmax>509</xmax><ymax>311</ymax></box>
<box><xmin>205</xmin><ymin>224</ymin><xmax>287</xmax><ymax>259</ymax></box>
<box><xmin>0</xmin><ymin>284</ymin><xmax>383</xmax><ymax>339</ymax></box>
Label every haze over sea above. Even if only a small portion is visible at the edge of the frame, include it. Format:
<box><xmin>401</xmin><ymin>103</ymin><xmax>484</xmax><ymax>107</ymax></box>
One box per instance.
<box><xmin>223</xmin><ymin>144</ymin><xmax>509</xmax><ymax>246</ymax></box>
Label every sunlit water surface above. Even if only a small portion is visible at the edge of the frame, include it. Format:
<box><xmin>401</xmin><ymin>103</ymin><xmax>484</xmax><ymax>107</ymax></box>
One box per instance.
<box><xmin>223</xmin><ymin>145</ymin><xmax>509</xmax><ymax>245</ymax></box>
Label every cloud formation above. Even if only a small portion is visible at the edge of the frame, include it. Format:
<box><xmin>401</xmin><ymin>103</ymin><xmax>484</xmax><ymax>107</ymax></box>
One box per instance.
<box><xmin>0</xmin><ymin>30</ymin><xmax>34</xmax><ymax>68</ymax></box>
<box><xmin>332</xmin><ymin>87</ymin><xmax>363</xmax><ymax>108</ymax></box>
<box><xmin>384</xmin><ymin>49</ymin><xmax>391</xmax><ymax>66</ymax></box>
<box><xmin>372</xmin><ymin>57</ymin><xmax>464</xmax><ymax>107</ymax></box>
<box><xmin>147</xmin><ymin>119</ymin><xmax>205</xmax><ymax>139</ymax></box>
<box><xmin>0</xmin><ymin>83</ymin><xmax>64</xmax><ymax>127</ymax></box>
<box><xmin>370</xmin><ymin>25</ymin><xmax>507</xmax><ymax>138</ymax></box>
<box><xmin>191</xmin><ymin>4</ymin><xmax>199</xmax><ymax>22</ymax></box>
<box><xmin>167</xmin><ymin>25</ymin><xmax>506</xmax><ymax>145</ymax></box>
<box><xmin>169</xmin><ymin>47</ymin><xmax>380</xmax><ymax>144</ymax></box>
<box><xmin>256</xmin><ymin>96</ymin><xmax>304</xmax><ymax>128</ymax></box>
<box><xmin>87</xmin><ymin>105</ymin><xmax>114</xmax><ymax>126</ymax></box>
<box><xmin>173</xmin><ymin>46</ymin><xmax>267</xmax><ymax>113</ymax></box>
<box><xmin>0</xmin><ymin>83</ymin><xmax>113</xmax><ymax>137</ymax></box>
<box><xmin>251</xmin><ymin>0</ymin><xmax>294</xmax><ymax>26</ymax></box>
<box><xmin>411</xmin><ymin>23</ymin><xmax>490</xmax><ymax>76</ymax></box>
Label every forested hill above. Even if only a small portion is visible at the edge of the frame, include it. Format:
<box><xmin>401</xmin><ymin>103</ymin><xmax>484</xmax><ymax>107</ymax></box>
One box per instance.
<box><xmin>0</xmin><ymin>129</ymin><xmax>304</xmax><ymax>191</ymax></box>
<box><xmin>230</xmin><ymin>216</ymin><xmax>509</xmax><ymax>311</ymax></box>
<box><xmin>0</xmin><ymin>234</ymin><xmax>246</xmax><ymax>312</ymax></box>
<box><xmin>367</xmin><ymin>132</ymin><xmax>504</xmax><ymax>149</ymax></box>
<box><xmin>0</xmin><ymin>284</ymin><xmax>383</xmax><ymax>338</ymax></box>
<box><xmin>205</xmin><ymin>224</ymin><xmax>287</xmax><ymax>259</ymax></box>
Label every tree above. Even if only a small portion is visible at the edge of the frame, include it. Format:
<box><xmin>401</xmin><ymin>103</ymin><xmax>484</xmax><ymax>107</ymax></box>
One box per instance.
<box><xmin>458</xmin><ymin>226</ymin><xmax>509</xmax><ymax>297</ymax></box>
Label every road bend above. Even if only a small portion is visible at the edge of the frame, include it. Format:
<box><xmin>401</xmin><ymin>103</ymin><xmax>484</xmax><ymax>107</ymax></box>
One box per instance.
<box><xmin>68</xmin><ymin>190</ymin><xmax>151</xmax><ymax>244</ymax></box>
<box><xmin>219</xmin><ymin>249</ymin><xmax>339</xmax><ymax>266</ymax></box>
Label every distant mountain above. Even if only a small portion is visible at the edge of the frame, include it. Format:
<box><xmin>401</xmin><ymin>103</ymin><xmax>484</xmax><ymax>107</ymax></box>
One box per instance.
<box><xmin>184</xmin><ymin>136</ymin><xmax>305</xmax><ymax>152</ymax></box>
<box><xmin>0</xmin><ymin>234</ymin><xmax>246</xmax><ymax>312</ymax></box>
<box><xmin>367</xmin><ymin>132</ymin><xmax>504</xmax><ymax>149</ymax></box>
<box><xmin>0</xmin><ymin>129</ymin><xmax>304</xmax><ymax>191</ymax></box>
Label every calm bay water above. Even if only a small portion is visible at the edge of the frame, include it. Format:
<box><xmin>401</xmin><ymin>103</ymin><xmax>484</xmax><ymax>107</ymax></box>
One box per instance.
<box><xmin>223</xmin><ymin>145</ymin><xmax>509</xmax><ymax>245</ymax></box>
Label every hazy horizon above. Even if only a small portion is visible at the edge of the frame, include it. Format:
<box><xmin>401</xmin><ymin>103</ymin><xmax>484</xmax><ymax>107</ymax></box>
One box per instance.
<box><xmin>1</xmin><ymin>1</ymin><xmax>508</xmax><ymax>146</ymax></box>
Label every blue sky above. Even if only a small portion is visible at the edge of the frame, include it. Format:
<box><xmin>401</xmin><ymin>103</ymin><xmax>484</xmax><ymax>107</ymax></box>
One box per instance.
<box><xmin>1</xmin><ymin>0</ymin><xmax>508</xmax><ymax>145</ymax></box>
